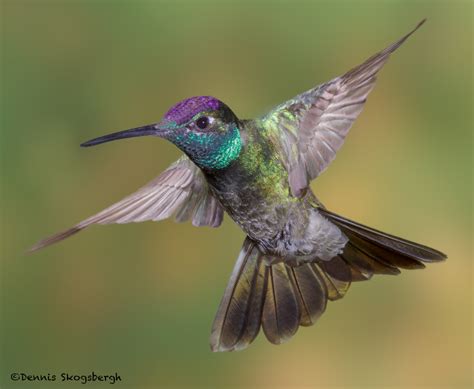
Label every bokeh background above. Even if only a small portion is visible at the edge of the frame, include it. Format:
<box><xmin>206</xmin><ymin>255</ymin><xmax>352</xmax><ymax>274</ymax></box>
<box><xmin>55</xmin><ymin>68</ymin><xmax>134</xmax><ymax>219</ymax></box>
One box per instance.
<box><xmin>1</xmin><ymin>1</ymin><xmax>472</xmax><ymax>388</ymax></box>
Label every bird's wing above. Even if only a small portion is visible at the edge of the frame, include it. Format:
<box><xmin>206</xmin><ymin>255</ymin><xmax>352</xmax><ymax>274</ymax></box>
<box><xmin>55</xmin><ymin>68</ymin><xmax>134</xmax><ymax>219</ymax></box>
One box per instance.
<box><xmin>29</xmin><ymin>155</ymin><xmax>223</xmax><ymax>252</ymax></box>
<box><xmin>261</xmin><ymin>20</ymin><xmax>425</xmax><ymax>197</ymax></box>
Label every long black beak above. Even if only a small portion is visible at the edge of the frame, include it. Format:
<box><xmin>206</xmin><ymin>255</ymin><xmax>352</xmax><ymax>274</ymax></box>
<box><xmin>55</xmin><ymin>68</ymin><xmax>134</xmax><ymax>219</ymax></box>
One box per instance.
<box><xmin>81</xmin><ymin>124</ymin><xmax>166</xmax><ymax>147</ymax></box>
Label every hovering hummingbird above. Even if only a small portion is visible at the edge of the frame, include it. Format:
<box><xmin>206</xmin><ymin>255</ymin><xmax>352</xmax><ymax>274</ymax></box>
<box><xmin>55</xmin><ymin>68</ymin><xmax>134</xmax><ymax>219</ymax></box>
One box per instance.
<box><xmin>31</xmin><ymin>19</ymin><xmax>446</xmax><ymax>352</ymax></box>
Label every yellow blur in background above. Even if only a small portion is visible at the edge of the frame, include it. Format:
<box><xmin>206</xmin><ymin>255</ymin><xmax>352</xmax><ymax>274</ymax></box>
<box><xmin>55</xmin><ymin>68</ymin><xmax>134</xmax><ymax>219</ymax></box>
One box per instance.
<box><xmin>1</xmin><ymin>1</ymin><xmax>472</xmax><ymax>388</ymax></box>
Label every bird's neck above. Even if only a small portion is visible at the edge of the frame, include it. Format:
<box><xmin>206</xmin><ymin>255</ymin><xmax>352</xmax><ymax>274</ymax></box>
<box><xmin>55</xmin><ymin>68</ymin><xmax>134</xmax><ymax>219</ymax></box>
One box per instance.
<box><xmin>192</xmin><ymin>126</ymin><xmax>242</xmax><ymax>170</ymax></box>
<box><xmin>204</xmin><ymin>120</ymin><xmax>287</xmax><ymax>194</ymax></box>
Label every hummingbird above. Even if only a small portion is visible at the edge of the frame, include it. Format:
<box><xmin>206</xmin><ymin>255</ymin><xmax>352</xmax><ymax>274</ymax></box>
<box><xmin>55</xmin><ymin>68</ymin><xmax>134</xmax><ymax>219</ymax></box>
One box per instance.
<box><xmin>31</xmin><ymin>19</ymin><xmax>446</xmax><ymax>352</ymax></box>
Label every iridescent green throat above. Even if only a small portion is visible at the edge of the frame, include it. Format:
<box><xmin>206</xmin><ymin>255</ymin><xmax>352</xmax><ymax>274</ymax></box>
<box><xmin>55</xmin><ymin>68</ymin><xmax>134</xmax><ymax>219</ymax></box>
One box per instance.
<box><xmin>197</xmin><ymin>127</ymin><xmax>242</xmax><ymax>170</ymax></box>
<box><xmin>174</xmin><ymin>127</ymin><xmax>242</xmax><ymax>170</ymax></box>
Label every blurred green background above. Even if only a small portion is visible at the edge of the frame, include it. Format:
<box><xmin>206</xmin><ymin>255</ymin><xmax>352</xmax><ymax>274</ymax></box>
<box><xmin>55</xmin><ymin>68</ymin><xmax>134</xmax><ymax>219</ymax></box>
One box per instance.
<box><xmin>1</xmin><ymin>1</ymin><xmax>472</xmax><ymax>388</ymax></box>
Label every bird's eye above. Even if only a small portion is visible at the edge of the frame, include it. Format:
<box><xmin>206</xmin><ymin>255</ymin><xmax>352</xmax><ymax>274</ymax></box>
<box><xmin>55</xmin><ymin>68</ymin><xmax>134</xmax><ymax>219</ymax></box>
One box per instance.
<box><xmin>195</xmin><ymin>116</ymin><xmax>209</xmax><ymax>130</ymax></box>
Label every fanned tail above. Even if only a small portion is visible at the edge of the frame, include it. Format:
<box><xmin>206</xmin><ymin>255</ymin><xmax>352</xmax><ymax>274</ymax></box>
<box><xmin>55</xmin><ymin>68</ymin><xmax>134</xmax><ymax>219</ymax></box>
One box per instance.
<box><xmin>210</xmin><ymin>212</ymin><xmax>446</xmax><ymax>352</ymax></box>
<box><xmin>210</xmin><ymin>238</ymin><xmax>330</xmax><ymax>351</ymax></box>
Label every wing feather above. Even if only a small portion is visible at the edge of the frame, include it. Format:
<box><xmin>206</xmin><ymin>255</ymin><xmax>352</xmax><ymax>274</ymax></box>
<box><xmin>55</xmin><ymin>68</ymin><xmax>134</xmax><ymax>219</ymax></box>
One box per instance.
<box><xmin>29</xmin><ymin>156</ymin><xmax>223</xmax><ymax>252</ymax></box>
<box><xmin>262</xmin><ymin>20</ymin><xmax>426</xmax><ymax>197</ymax></box>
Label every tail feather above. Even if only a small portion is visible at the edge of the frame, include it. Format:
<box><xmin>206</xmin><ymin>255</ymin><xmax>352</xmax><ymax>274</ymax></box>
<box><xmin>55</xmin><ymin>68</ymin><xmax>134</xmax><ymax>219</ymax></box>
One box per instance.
<box><xmin>261</xmin><ymin>263</ymin><xmax>300</xmax><ymax>345</ymax></box>
<box><xmin>342</xmin><ymin>242</ymin><xmax>401</xmax><ymax>279</ymax></box>
<box><xmin>347</xmin><ymin>232</ymin><xmax>425</xmax><ymax>270</ymax></box>
<box><xmin>319</xmin><ymin>208</ymin><xmax>447</xmax><ymax>263</ymax></box>
<box><xmin>232</xmin><ymin>251</ymin><xmax>267</xmax><ymax>351</ymax></box>
<box><xmin>320</xmin><ymin>255</ymin><xmax>352</xmax><ymax>284</ymax></box>
<box><xmin>312</xmin><ymin>261</ymin><xmax>351</xmax><ymax>301</ymax></box>
<box><xmin>288</xmin><ymin>264</ymin><xmax>327</xmax><ymax>326</ymax></box>
<box><xmin>210</xmin><ymin>212</ymin><xmax>446</xmax><ymax>352</ymax></box>
<box><xmin>210</xmin><ymin>238</ymin><xmax>266</xmax><ymax>352</ymax></box>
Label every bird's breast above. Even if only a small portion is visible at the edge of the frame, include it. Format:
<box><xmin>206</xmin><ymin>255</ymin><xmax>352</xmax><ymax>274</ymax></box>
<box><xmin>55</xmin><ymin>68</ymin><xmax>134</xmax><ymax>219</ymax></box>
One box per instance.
<box><xmin>204</xmin><ymin>152</ymin><xmax>295</xmax><ymax>241</ymax></box>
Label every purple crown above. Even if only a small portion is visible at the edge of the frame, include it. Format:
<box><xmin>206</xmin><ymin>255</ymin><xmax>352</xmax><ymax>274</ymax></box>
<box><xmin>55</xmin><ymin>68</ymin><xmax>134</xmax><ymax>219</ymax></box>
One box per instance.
<box><xmin>164</xmin><ymin>96</ymin><xmax>221</xmax><ymax>125</ymax></box>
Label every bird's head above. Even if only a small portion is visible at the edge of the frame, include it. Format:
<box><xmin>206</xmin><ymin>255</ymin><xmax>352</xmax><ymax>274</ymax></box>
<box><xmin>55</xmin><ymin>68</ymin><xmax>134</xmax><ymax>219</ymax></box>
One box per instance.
<box><xmin>82</xmin><ymin>96</ymin><xmax>243</xmax><ymax>170</ymax></box>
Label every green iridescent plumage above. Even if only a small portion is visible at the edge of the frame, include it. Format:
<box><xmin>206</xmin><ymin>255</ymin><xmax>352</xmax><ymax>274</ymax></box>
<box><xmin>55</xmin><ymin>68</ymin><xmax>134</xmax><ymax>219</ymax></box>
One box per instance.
<box><xmin>239</xmin><ymin>121</ymin><xmax>295</xmax><ymax>200</ymax></box>
<box><xmin>175</xmin><ymin>127</ymin><xmax>242</xmax><ymax>170</ymax></box>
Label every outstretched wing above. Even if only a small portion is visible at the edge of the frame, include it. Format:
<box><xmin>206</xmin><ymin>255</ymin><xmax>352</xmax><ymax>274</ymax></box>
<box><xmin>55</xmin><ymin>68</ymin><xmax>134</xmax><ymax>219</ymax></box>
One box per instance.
<box><xmin>262</xmin><ymin>20</ymin><xmax>426</xmax><ymax>197</ymax></box>
<box><xmin>29</xmin><ymin>156</ymin><xmax>223</xmax><ymax>252</ymax></box>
